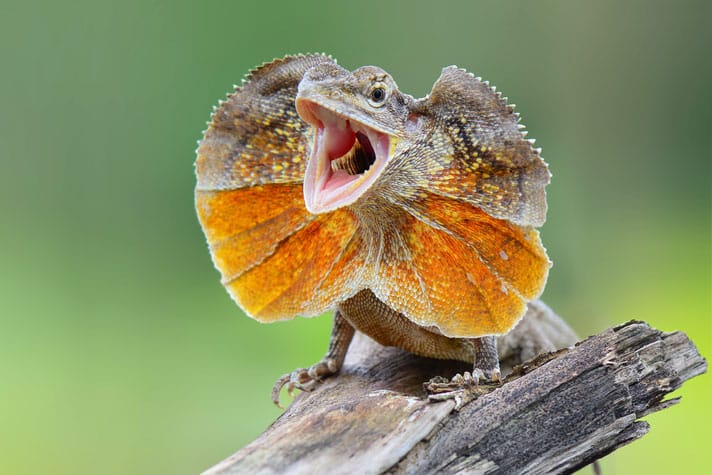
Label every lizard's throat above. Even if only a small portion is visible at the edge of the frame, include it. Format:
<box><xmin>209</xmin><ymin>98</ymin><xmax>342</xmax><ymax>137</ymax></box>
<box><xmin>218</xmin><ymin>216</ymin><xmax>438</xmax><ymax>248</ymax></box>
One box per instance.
<box><xmin>298</xmin><ymin>102</ymin><xmax>391</xmax><ymax>214</ymax></box>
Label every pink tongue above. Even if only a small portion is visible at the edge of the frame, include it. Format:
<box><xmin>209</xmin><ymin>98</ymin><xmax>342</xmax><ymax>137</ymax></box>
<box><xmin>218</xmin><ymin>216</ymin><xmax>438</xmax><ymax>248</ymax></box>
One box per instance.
<box><xmin>324</xmin><ymin>124</ymin><xmax>355</xmax><ymax>160</ymax></box>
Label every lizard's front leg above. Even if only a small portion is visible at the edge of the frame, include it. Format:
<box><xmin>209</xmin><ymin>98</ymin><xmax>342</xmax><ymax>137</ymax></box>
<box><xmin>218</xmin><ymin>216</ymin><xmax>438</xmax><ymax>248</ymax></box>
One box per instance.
<box><xmin>472</xmin><ymin>335</ymin><xmax>502</xmax><ymax>382</ymax></box>
<box><xmin>271</xmin><ymin>309</ymin><xmax>355</xmax><ymax>407</ymax></box>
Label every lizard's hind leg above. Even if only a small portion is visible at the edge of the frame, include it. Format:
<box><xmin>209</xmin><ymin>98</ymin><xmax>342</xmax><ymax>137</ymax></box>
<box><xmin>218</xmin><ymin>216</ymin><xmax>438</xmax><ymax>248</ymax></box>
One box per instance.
<box><xmin>272</xmin><ymin>310</ymin><xmax>355</xmax><ymax>407</ymax></box>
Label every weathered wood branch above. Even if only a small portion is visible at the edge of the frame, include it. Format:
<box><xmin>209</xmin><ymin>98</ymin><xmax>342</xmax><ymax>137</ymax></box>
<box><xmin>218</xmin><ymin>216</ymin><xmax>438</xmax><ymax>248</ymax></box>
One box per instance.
<box><xmin>203</xmin><ymin>316</ymin><xmax>706</xmax><ymax>475</ymax></box>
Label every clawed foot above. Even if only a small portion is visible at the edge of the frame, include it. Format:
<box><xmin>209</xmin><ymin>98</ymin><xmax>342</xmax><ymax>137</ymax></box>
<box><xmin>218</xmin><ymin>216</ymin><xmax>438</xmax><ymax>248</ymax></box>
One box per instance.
<box><xmin>271</xmin><ymin>358</ymin><xmax>340</xmax><ymax>408</ymax></box>
<box><xmin>424</xmin><ymin>369</ymin><xmax>502</xmax><ymax>410</ymax></box>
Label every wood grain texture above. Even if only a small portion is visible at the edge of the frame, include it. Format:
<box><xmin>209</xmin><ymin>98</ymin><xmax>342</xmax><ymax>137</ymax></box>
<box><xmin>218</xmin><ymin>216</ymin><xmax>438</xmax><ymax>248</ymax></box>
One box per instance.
<box><xmin>203</xmin><ymin>318</ymin><xmax>706</xmax><ymax>475</ymax></box>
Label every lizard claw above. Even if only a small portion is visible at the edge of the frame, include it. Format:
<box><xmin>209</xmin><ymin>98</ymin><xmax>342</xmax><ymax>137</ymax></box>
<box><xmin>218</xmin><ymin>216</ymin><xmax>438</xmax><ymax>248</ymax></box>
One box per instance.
<box><xmin>424</xmin><ymin>370</ymin><xmax>502</xmax><ymax>410</ymax></box>
<box><xmin>471</xmin><ymin>367</ymin><xmax>502</xmax><ymax>384</ymax></box>
<box><xmin>271</xmin><ymin>359</ymin><xmax>340</xmax><ymax>408</ymax></box>
<box><xmin>271</xmin><ymin>368</ymin><xmax>316</xmax><ymax>408</ymax></box>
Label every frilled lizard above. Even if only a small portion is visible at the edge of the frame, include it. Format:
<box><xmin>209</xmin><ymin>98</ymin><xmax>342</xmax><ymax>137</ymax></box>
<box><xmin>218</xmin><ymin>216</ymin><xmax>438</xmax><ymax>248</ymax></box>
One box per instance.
<box><xmin>195</xmin><ymin>54</ymin><xmax>554</xmax><ymax>406</ymax></box>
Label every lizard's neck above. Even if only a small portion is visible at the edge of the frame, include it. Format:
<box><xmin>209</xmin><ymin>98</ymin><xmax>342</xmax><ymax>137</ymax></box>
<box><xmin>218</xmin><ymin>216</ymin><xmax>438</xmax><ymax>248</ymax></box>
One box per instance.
<box><xmin>349</xmin><ymin>194</ymin><xmax>412</xmax><ymax>265</ymax></box>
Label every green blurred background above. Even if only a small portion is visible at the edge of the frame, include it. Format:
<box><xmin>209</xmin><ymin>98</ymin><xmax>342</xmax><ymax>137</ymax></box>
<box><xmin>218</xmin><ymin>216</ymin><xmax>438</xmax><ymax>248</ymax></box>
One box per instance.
<box><xmin>1</xmin><ymin>0</ymin><xmax>709</xmax><ymax>473</ymax></box>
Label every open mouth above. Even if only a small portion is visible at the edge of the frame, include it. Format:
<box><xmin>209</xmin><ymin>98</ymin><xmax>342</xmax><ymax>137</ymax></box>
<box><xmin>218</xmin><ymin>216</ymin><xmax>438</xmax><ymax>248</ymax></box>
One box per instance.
<box><xmin>296</xmin><ymin>99</ymin><xmax>391</xmax><ymax>214</ymax></box>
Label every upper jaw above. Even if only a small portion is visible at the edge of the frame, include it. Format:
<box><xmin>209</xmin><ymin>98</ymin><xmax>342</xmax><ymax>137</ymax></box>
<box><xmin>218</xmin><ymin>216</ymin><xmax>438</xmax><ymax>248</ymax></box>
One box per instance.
<box><xmin>296</xmin><ymin>97</ymin><xmax>393</xmax><ymax>214</ymax></box>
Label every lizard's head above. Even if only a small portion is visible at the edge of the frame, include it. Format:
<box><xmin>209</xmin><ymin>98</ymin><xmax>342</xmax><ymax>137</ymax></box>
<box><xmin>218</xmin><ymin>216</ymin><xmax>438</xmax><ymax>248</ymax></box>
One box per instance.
<box><xmin>296</xmin><ymin>63</ymin><xmax>409</xmax><ymax>214</ymax></box>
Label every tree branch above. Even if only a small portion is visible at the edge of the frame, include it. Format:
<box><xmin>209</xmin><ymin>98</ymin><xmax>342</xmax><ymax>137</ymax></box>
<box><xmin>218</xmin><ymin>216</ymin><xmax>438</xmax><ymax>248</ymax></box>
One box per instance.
<box><xmin>203</xmin><ymin>317</ymin><xmax>706</xmax><ymax>475</ymax></box>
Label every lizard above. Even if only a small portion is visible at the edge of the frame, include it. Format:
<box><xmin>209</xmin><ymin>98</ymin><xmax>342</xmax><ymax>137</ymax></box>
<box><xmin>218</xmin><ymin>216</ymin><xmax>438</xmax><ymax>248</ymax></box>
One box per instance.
<box><xmin>194</xmin><ymin>54</ymin><xmax>553</xmax><ymax>406</ymax></box>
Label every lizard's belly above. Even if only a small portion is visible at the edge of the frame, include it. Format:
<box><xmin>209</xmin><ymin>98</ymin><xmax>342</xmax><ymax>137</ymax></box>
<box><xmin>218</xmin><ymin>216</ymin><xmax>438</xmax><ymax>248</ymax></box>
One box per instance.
<box><xmin>338</xmin><ymin>289</ymin><xmax>474</xmax><ymax>363</ymax></box>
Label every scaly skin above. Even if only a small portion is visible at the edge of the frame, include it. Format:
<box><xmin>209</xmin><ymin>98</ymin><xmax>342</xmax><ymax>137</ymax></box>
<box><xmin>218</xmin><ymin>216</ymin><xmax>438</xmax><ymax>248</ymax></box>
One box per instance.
<box><xmin>195</xmin><ymin>55</ymin><xmax>552</xmax><ymax>405</ymax></box>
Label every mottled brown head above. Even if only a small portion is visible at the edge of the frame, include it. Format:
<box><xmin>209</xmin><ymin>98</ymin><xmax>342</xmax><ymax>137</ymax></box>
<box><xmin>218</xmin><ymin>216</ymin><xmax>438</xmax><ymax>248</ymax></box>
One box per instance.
<box><xmin>297</xmin><ymin>63</ymin><xmax>410</xmax><ymax>135</ymax></box>
<box><xmin>295</xmin><ymin>63</ymin><xmax>411</xmax><ymax>213</ymax></box>
<box><xmin>195</xmin><ymin>54</ymin><xmax>551</xmax><ymax>338</ymax></box>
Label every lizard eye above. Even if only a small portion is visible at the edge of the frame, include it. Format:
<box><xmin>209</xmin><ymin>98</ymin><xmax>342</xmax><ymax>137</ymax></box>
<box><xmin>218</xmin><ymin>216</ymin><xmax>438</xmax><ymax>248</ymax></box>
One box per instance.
<box><xmin>367</xmin><ymin>83</ymin><xmax>388</xmax><ymax>107</ymax></box>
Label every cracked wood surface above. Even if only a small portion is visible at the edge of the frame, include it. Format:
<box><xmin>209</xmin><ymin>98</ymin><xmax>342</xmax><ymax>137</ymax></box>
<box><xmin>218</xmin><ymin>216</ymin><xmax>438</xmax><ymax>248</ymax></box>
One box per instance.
<box><xmin>203</xmin><ymin>320</ymin><xmax>706</xmax><ymax>475</ymax></box>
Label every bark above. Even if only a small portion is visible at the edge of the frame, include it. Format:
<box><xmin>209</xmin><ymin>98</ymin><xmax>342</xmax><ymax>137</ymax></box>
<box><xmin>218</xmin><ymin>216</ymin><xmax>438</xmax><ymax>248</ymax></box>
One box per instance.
<box><xmin>203</xmin><ymin>318</ymin><xmax>707</xmax><ymax>475</ymax></box>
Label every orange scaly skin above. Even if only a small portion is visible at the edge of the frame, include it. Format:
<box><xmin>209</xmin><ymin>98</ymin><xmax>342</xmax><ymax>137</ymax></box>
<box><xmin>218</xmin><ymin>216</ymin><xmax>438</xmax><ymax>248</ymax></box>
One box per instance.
<box><xmin>195</xmin><ymin>54</ymin><xmax>552</xmax><ymax>405</ymax></box>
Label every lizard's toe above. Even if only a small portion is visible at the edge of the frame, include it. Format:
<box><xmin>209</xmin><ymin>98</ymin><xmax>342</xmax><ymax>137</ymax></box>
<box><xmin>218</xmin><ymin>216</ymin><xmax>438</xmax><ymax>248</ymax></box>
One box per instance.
<box><xmin>271</xmin><ymin>368</ymin><xmax>312</xmax><ymax>407</ymax></box>
<box><xmin>424</xmin><ymin>370</ymin><xmax>501</xmax><ymax>410</ymax></box>
<box><xmin>271</xmin><ymin>359</ymin><xmax>341</xmax><ymax>408</ymax></box>
<box><xmin>471</xmin><ymin>367</ymin><xmax>502</xmax><ymax>384</ymax></box>
<box><xmin>271</xmin><ymin>373</ymin><xmax>292</xmax><ymax>408</ymax></box>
